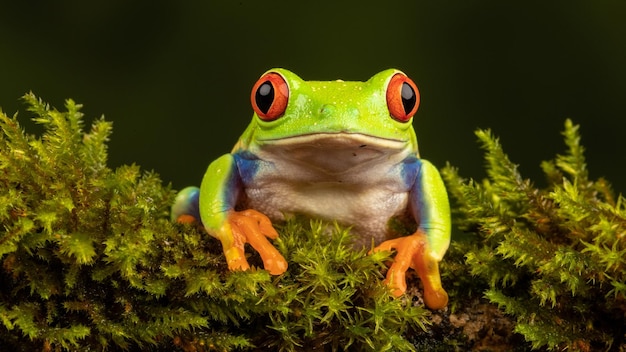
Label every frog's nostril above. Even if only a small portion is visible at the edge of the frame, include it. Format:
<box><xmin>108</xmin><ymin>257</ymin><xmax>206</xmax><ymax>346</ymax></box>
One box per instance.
<box><xmin>320</xmin><ymin>104</ymin><xmax>336</xmax><ymax>117</ymax></box>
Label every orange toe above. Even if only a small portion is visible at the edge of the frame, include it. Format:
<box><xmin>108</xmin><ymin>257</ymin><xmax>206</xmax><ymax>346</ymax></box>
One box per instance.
<box><xmin>422</xmin><ymin>286</ymin><xmax>448</xmax><ymax>310</ymax></box>
<box><xmin>176</xmin><ymin>214</ymin><xmax>198</xmax><ymax>224</ymax></box>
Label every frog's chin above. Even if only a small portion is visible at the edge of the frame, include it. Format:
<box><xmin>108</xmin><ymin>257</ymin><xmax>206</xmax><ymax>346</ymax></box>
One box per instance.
<box><xmin>256</xmin><ymin>133</ymin><xmax>412</xmax><ymax>174</ymax></box>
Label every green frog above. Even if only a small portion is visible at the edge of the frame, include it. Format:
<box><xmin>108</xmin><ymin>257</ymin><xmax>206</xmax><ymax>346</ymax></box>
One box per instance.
<box><xmin>172</xmin><ymin>68</ymin><xmax>451</xmax><ymax>309</ymax></box>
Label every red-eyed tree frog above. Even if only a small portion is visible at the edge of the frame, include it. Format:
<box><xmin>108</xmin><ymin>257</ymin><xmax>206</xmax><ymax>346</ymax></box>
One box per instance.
<box><xmin>171</xmin><ymin>69</ymin><xmax>451</xmax><ymax>309</ymax></box>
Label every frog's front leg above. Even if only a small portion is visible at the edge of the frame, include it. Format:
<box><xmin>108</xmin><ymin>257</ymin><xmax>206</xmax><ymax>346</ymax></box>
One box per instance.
<box><xmin>217</xmin><ymin>209</ymin><xmax>287</xmax><ymax>275</ymax></box>
<box><xmin>174</xmin><ymin>154</ymin><xmax>287</xmax><ymax>275</ymax></box>
<box><xmin>373</xmin><ymin>159</ymin><xmax>450</xmax><ymax>310</ymax></box>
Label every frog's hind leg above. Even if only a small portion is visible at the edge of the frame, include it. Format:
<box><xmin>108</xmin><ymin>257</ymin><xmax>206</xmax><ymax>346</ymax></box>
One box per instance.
<box><xmin>171</xmin><ymin>186</ymin><xmax>202</xmax><ymax>224</ymax></box>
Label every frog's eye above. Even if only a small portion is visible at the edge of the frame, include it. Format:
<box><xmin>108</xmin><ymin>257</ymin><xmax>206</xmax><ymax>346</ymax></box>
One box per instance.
<box><xmin>386</xmin><ymin>73</ymin><xmax>419</xmax><ymax>122</ymax></box>
<box><xmin>251</xmin><ymin>72</ymin><xmax>289</xmax><ymax>121</ymax></box>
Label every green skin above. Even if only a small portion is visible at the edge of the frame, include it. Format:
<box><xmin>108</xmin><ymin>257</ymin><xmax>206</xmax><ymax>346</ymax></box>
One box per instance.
<box><xmin>173</xmin><ymin>68</ymin><xmax>451</xmax><ymax>309</ymax></box>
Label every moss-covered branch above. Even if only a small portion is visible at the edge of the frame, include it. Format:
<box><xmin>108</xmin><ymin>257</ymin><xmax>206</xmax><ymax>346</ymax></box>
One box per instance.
<box><xmin>442</xmin><ymin>120</ymin><xmax>626</xmax><ymax>351</ymax></box>
<box><xmin>0</xmin><ymin>94</ymin><xmax>428</xmax><ymax>351</ymax></box>
<box><xmin>4</xmin><ymin>94</ymin><xmax>623</xmax><ymax>351</ymax></box>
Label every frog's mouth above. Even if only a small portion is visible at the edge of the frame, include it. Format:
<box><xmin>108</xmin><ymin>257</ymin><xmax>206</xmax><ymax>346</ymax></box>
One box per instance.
<box><xmin>257</xmin><ymin>133</ymin><xmax>411</xmax><ymax>174</ymax></box>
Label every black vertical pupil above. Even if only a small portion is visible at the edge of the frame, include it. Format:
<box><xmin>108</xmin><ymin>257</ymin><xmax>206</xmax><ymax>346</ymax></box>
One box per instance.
<box><xmin>401</xmin><ymin>82</ymin><xmax>416</xmax><ymax>114</ymax></box>
<box><xmin>255</xmin><ymin>81</ymin><xmax>275</xmax><ymax>114</ymax></box>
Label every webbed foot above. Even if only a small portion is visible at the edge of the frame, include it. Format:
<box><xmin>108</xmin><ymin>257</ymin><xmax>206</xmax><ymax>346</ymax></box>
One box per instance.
<box><xmin>220</xmin><ymin>209</ymin><xmax>288</xmax><ymax>275</ymax></box>
<box><xmin>372</xmin><ymin>230</ymin><xmax>448</xmax><ymax>310</ymax></box>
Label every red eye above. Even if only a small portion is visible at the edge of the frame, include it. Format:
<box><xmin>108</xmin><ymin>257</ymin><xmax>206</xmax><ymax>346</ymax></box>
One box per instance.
<box><xmin>386</xmin><ymin>73</ymin><xmax>419</xmax><ymax>122</ymax></box>
<box><xmin>251</xmin><ymin>72</ymin><xmax>289</xmax><ymax>121</ymax></box>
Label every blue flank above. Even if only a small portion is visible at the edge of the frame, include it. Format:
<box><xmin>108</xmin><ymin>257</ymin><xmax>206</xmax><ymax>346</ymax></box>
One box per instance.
<box><xmin>409</xmin><ymin>162</ymin><xmax>434</xmax><ymax>232</ymax></box>
<box><xmin>233</xmin><ymin>150</ymin><xmax>261</xmax><ymax>186</ymax></box>
<box><xmin>399</xmin><ymin>156</ymin><xmax>421</xmax><ymax>189</ymax></box>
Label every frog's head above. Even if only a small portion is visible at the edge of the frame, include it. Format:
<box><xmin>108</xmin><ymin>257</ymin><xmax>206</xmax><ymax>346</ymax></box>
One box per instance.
<box><xmin>237</xmin><ymin>68</ymin><xmax>421</xmax><ymax>173</ymax></box>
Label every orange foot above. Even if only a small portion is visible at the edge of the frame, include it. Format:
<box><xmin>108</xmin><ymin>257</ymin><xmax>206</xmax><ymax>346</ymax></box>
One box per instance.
<box><xmin>219</xmin><ymin>209</ymin><xmax>288</xmax><ymax>275</ymax></box>
<box><xmin>372</xmin><ymin>230</ymin><xmax>448</xmax><ymax>310</ymax></box>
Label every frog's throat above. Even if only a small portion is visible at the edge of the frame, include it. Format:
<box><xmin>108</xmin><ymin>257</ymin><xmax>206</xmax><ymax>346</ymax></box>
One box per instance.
<box><xmin>257</xmin><ymin>132</ymin><xmax>409</xmax><ymax>150</ymax></box>
<box><xmin>253</xmin><ymin>132</ymin><xmax>413</xmax><ymax>174</ymax></box>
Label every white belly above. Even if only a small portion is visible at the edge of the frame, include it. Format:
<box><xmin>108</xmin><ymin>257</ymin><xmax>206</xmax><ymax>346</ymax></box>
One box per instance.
<box><xmin>244</xmin><ymin>181</ymin><xmax>409</xmax><ymax>245</ymax></box>
<box><xmin>237</xmin><ymin>133</ymin><xmax>417</xmax><ymax>246</ymax></box>
<box><xmin>241</xmin><ymin>162</ymin><xmax>413</xmax><ymax>245</ymax></box>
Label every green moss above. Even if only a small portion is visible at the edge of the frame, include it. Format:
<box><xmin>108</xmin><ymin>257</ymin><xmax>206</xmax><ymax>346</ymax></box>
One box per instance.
<box><xmin>441</xmin><ymin>120</ymin><xmax>626</xmax><ymax>351</ymax></box>
<box><xmin>0</xmin><ymin>94</ymin><xmax>429</xmax><ymax>351</ymax></box>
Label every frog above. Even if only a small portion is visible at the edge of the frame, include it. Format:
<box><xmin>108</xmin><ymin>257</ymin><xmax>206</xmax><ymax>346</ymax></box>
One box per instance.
<box><xmin>171</xmin><ymin>68</ymin><xmax>451</xmax><ymax>309</ymax></box>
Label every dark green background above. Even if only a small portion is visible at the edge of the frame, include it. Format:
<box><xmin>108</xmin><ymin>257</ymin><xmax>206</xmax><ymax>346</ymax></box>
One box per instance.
<box><xmin>1</xmin><ymin>1</ymin><xmax>625</xmax><ymax>193</ymax></box>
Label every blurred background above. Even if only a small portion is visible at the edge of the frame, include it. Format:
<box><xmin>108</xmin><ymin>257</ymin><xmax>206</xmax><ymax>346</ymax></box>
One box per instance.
<box><xmin>1</xmin><ymin>1</ymin><xmax>625</xmax><ymax>193</ymax></box>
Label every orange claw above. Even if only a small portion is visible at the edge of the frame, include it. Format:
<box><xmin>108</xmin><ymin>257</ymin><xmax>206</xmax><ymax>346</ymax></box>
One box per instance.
<box><xmin>222</xmin><ymin>209</ymin><xmax>288</xmax><ymax>275</ymax></box>
<box><xmin>372</xmin><ymin>231</ymin><xmax>448</xmax><ymax>310</ymax></box>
